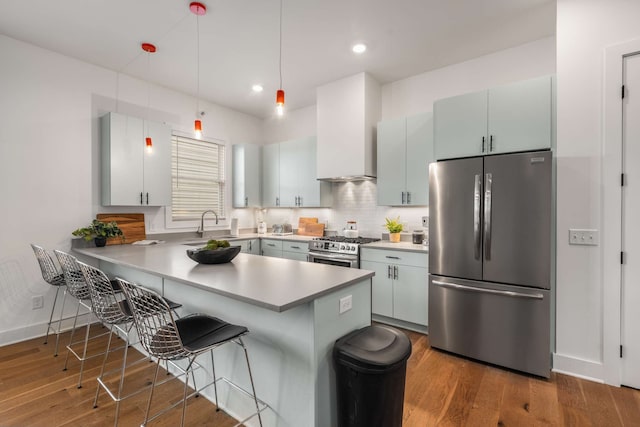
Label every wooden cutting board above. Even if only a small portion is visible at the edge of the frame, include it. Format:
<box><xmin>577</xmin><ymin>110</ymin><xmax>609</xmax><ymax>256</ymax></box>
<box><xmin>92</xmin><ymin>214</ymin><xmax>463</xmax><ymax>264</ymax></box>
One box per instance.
<box><xmin>297</xmin><ymin>217</ymin><xmax>324</xmax><ymax>236</ymax></box>
<box><xmin>96</xmin><ymin>213</ymin><xmax>146</xmax><ymax>245</ymax></box>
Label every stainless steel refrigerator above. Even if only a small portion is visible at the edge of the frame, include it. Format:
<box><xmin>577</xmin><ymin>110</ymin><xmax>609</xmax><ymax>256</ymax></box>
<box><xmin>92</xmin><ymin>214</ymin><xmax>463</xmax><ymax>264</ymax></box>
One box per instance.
<box><xmin>428</xmin><ymin>150</ymin><xmax>551</xmax><ymax>378</ymax></box>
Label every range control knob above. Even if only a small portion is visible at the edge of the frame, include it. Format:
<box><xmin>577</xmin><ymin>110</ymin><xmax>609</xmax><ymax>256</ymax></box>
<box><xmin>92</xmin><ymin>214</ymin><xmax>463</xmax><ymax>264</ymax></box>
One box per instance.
<box><xmin>340</xmin><ymin>244</ymin><xmax>346</xmax><ymax>251</ymax></box>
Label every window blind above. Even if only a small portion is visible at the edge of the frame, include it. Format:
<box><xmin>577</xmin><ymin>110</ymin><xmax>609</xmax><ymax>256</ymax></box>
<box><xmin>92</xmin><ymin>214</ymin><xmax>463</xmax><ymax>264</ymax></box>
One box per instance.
<box><xmin>171</xmin><ymin>134</ymin><xmax>225</xmax><ymax>221</ymax></box>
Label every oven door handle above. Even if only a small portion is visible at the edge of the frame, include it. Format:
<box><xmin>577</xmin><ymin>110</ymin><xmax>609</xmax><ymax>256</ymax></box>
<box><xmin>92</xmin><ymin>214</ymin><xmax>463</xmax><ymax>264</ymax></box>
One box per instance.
<box><xmin>308</xmin><ymin>251</ymin><xmax>358</xmax><ymax>261</ymax></box>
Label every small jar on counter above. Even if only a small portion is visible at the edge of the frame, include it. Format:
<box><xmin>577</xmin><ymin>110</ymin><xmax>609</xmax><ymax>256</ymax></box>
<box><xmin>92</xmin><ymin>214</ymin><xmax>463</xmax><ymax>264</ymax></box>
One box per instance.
<box><xmin>412</xmin><ymin>230</ymin><xmax>425</xmax><ymax>244</ymax></box>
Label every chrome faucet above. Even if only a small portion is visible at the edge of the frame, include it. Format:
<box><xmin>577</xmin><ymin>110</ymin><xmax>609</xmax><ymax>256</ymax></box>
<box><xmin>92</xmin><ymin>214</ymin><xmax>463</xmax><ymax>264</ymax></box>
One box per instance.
<box><xmin>198</xmin><ymin>210</ymin><xmax>219</xmax><ymax>238</ymax></box>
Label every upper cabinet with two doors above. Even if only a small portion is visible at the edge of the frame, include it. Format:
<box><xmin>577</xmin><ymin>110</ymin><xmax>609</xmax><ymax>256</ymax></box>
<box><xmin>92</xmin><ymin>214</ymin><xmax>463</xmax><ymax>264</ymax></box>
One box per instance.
<box><xmin>262</xmin><ymin>136</ymin><xmax>332</xmax><ymax>208</ymax></box>
<box><xmin>101</xmin><ymin>112</ymin><xmax>171</xmax><ymax>206</ymax></box>
<box><xmin>434</xmin><ymin>75</ymin><xmax>554</xmax><ymax>160</ymax></box>
<box><xmin>377</xmin><ymin>112</ymin><xmax>433</xmax><ymax>206</ymax></box>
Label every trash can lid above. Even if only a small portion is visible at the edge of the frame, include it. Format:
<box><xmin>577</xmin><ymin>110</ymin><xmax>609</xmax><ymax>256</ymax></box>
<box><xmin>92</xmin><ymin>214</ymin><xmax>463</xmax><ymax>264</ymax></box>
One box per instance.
<box><xmin>334</xmin><ymin>325</ymin><xmax>412</xmax><ymax>372</ymax></box>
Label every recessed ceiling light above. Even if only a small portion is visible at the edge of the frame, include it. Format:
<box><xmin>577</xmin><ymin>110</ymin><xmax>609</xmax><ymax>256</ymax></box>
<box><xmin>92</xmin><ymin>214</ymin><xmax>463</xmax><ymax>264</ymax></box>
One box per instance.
<box><xmin>252</xmin><ymin>84</ymin><xmax>264</xmax><ymax>93</ymax></box>
<box><xmin>352</xmin><ymin>43</ymin><xmax>367</xmax><ymax>54</ymax></box>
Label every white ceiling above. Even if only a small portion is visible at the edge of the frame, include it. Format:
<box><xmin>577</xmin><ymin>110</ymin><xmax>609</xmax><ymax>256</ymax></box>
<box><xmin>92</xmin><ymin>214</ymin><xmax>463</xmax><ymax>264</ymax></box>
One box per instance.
<box><xmin>0</xmin><ymin>0</ymin><xmax>555</xmax><ymax>118</ymax></box>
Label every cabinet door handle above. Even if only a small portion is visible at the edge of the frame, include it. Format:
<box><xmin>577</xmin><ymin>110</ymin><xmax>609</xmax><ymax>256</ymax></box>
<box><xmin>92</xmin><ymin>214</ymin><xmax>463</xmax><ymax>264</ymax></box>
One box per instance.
<box><xmin>482</xmin><ymin>136</ymin><xmax>486</xmax><ymax>153</ymax></box>
<box><xmin>267</xmin><ymin>243</ymin><xmax>276</xmax><ymax>247</ymax></box>
<box><xmin>291</xmin><ymin>245</ymin><xmax>300</xmax><ymax>249</ymax></box>
<box><xmin>249</xmin><ymin>241</ymin><xmax>252</xmax><ymax>250</ymax></box>
<box><xmin>489</xmin><ymin>135</ymin><xmax>494</xmax><ymax>152</ymax></box>
<box><xmin>276</xmin><ymin>197</ymin><xmax>280</xmax><ymax>207</ymax></box>
<box><xmin>387</xmin><ymin>265</ymin><xmax>392</xmax><ymax>279</ymax></box>
<box><xmin>407</xmin><ymin>192</ymin><xmax>411</xmax><ymax>204</ymax></box>
<box><xmin>402</xmin><ymin>191</ymin><xmax>406</xmax><ymax>204</ymax></box>
<box><xmin>299</xmin><ymin>196</ymin><xmax>303</xmax><ymax>206</ymax></box>
<box><xmin>245</xmin><ymin>196</ymin><xmax>248</xmax><ymax>207</ymax></box>
<box><xmin>394</xmin><ymin>265</ymin><xmax>399</xmax><ymax>280</ymax></box>
<box><xmin>385</xmin><ymin>255</ymin><xmax>400</xmax><ymax>259</ymax></box>
<box><xmin>140</xmin><ymin>192</ymin><xmax>143</xmax><ymax>205</ymax></box>
<box><xmin>146</xmin><ymin>192</ymin><xmax>149</xmax><ymax>205</ymax></box>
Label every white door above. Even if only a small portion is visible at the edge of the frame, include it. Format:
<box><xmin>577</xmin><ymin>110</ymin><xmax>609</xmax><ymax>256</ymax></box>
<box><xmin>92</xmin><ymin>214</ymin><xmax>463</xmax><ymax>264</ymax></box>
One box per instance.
<box><xmin>622</xmin><ymin>52</ymin><xmax>640</xmax><ymax>388</ymax></box>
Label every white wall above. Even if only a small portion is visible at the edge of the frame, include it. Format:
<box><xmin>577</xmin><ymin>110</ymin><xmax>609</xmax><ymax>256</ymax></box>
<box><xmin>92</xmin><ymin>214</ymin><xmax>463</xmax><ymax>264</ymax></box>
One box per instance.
<box><xmin>553</xmin><ymin>0</ymin><xmax>640</xmax><ymax>383</ymax></box>
<box><xmin>0</xmin><ymin>35</ymin><xmax>262</xmax><ymax>345</ymax></box>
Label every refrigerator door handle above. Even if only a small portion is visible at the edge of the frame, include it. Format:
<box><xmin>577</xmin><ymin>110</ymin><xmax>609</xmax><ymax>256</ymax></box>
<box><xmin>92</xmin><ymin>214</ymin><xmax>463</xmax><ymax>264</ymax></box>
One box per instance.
<box><xmin>431</xmin><ymin>280</ymin><xmax>544</xmax><ymax>300</ymax></box>
<box><xmin>474</xmin><ymin>174</ymin><xmax>482</xmax><ymax>260</ymax></box>
<box><xmin>484</xmin><ymin>173</ymin><xmax>493</xmax><ymax>260</ymax></box>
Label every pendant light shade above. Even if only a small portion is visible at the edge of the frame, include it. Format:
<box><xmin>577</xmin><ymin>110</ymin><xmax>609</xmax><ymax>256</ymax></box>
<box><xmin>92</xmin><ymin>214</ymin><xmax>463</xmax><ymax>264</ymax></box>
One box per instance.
<box><xmin>191</xmin><ymin>2</ymin><xmax>206</xmax><ymax>138</ymax></box>
<box><xmin>142</xmin><ymin>43</ymin><xmax>156</xmax><ymax>152</ymax></box>
<box><xmin>194</xmin><ymin>119</ymin><xmax>202</xmax><ymax>139</ymax></box>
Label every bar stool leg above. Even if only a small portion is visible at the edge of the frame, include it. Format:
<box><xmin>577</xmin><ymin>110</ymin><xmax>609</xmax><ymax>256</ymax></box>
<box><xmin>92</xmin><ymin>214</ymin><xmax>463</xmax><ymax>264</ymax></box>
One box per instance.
<box><xmin>76</xmin><ymin>321</ymin><xmax>93</xmax><ymax>388</ymax></box>
<box><xmin>180</xmin><ymin>358</ymin><xmax>196</xmax><ymax>427</ymax></box>
<box><xmin>142</xmin><ymin>360</ymin><xmax>162</xmax><ymax>427</ymax></box>
<box><xmin>112</xmin><ymin>328</ymin><xmax>131</xmax><ymax>427</ymax></box>
<box><xmin>62</xmin><ymin>302</ymin><xmax>82</xmax><ymax>371</ymax></box>
<box><xmin>240</xmin><ymin>337</ymin><xmax>263</xmax><ymax>427</ymax></box>
<box><xmin>210</xmin><ymin>350</ymin><xmax>220</xmax><ymax>410</ymax></box>
<box><xmin>52</xmin><ymin>289</ymin><xmax>68</xmax><ymax>357</ymax></box>
<box><xmin>93</xmin><ymin>328</ymin><xmax>115</xmax><ymax>408</ymax></box>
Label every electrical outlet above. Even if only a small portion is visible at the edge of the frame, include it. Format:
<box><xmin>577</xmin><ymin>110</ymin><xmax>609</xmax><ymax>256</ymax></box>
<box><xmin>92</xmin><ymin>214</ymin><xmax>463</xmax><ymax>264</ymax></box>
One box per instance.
<box><xmin>339</xmin><ymin>295</ymin><xmax>352</xmax><ymax>314</ymax></box>
<box><xmin>32</xmin><ymin>295</ymin><xmax>44</xmax><ymax>310</ymax></box>
<box><xmin>569</xmin><ymin>229</ymin><xmax>599</xmax><ymax>246</ymax></box>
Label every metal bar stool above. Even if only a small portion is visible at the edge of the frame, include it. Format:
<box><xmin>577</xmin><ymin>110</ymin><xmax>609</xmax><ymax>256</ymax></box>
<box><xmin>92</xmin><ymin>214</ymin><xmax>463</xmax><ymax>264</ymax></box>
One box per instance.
<box><xmin>79</xmin><ymin>262</ymin><xmax>182</xmax><ymax>427</ymax></box>
<box><xmin>77</xmin><ymin>261</ymin><xmax>140</xmax><ymax>426</ymax></box>
<box><xmin>118</xmin><ymin>278</ymin><xmax>267</xmax><ymax>427</ymax></box>
<box><xmin>54</xmin><ymin>250</ymin><xmax>101</xmax><ymax>388</ymax></box>
<box><xmin>30</xmin><ymin>244</ymin><xmax>68</xmax><ymax>356</ymax></box>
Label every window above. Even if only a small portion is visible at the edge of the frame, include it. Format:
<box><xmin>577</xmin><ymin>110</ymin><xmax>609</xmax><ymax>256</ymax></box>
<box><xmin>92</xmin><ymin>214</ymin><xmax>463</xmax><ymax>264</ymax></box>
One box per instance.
<box><xmin>171</xmin><ymin>133</ymin><xmax>225</xmax><ymax>222</ymax></box>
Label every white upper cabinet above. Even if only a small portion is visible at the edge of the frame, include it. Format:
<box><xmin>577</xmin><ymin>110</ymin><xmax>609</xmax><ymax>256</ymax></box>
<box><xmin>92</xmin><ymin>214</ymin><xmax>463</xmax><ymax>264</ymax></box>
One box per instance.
<box><xmin>434</xmin><ymin>75</ymin><xmax>554</xmax><ymax>160</ymax></box>
<box><xmin>232</xmin><ymin>143</ymin><xmax>261</xmax><ymax>208</ymax></box>
<box><xmin>377</xmin><ymin>112</ymin><xmax>433</xmax><ymax>206</ymax></box>
<box><xmin>101</xmin><ymin>112</ymin><xmax>171</xmax><ymax>206</ymax></box>
<box><xmin>262</xmin><ymin>137</ymin><xmax>331</xmax><ymax>208</ymax></box>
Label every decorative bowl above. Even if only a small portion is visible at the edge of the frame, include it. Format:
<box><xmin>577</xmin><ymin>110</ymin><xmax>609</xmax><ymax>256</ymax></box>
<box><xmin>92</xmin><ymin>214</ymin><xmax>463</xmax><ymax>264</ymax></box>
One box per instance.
<box><xmin>186</xmin><ymin>246</ymin><xmax>241</xmax><ymax>264</ymax></box>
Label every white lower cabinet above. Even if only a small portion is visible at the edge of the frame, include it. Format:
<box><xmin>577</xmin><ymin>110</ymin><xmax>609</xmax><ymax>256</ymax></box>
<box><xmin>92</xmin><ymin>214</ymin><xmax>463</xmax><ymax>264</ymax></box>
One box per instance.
<box><xmin>282</xmin><ymin>241</ymin><xmax>309</xmax><ymax>261</ymax></box>
<box><xmin>360</xmin><ymin>247</ymin><xmax>428</xmax><ymax>326</ymax></box>
<box><xmin>261</xmin><ymin>239</ymin><xmax>283</xmax><ymax>258</ymax></box>
<box><xmin>237</xmin><ymin>238</ymin><xmax>260</xmax><ymax>255</ymax></box>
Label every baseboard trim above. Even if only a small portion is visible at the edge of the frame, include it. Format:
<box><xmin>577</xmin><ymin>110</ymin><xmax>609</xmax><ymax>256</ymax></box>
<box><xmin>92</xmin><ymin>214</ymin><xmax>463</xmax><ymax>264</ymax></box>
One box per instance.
<box><xmin>0</xmin><ymin>313</ymin><xmax>97</xmax><ymax>347</ymax></box>
<box><xmin>372</xmin><ymin>314</ymin><xmax>428</xmax><ymax>334</ymax></box>
<box><xmin>552</xmin><ymin>352</ymin><xmax>604</xmax><ymax>383</ymax></box>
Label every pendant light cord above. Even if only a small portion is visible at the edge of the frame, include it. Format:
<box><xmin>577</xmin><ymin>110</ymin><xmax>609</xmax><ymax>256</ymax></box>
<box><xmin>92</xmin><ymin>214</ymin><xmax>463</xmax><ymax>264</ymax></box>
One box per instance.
<box><xmin>196</xmin><ymin>12</ymin><xmax>200</xmax><ymax>115</ymax></box>
<box><xmin>279</xmin><ymin>0</ymin><xmax>283</xmax><ymax>89</ymax></box>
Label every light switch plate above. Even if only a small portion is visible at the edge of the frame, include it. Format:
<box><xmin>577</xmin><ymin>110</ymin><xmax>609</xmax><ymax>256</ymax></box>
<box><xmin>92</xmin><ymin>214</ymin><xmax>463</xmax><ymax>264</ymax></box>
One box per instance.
<box><xmin>339</xmin><ymin>295</ymin><xmax>352</xmax><ymax>314</ymax></box>
<box><xmin>569</xmin><ymin>229</ymin><xmax>599</xmax><ymax>246</ymax></box>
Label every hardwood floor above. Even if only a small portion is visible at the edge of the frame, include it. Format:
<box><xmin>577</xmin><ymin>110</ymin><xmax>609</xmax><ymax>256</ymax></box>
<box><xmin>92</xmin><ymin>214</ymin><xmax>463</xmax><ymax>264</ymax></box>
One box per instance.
<box><xmin>1</xmin><ymin>327</ymin><xmax>639</xmax><ymax>426</ymax></box>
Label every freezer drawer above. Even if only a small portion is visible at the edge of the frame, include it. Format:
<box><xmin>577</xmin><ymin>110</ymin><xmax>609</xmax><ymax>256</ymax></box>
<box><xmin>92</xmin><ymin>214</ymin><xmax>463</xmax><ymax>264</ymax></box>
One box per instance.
<box><xmin>428</xmin><ymin>274</ymin><xmax>550</xmax><ymax>377</ymax></box>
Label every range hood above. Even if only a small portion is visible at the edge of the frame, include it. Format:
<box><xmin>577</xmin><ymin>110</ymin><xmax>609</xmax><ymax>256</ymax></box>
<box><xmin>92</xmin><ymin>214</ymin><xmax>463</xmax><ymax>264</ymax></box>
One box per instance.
<box><xmin>316</xmin><ymin>72</ymin><xmax>381</xmax><ymax>182</ymax></box>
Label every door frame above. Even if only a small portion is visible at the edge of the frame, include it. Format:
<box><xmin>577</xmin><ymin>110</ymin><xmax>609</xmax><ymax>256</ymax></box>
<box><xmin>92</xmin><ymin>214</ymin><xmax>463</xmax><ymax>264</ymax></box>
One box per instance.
<box><xmin>603</xmin><ymin>38</ymin><xmax>640</xmax><ymax>386</ymax></box>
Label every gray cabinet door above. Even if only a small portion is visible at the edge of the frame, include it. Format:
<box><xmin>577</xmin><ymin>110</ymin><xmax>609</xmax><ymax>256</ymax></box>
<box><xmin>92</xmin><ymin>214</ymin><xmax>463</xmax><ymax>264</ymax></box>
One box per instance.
<box><xmin>405</xmin><ymin>113</ymin><xmax>432</xmax><ymax>206</ymax></box>
<box><xmin>297</xmin><ymin>136</ymin><xmax>321</xmax><ymax>207</ymax></box>
<box><xmin>392</xmin><ymin>264</ymin><xmax>428</xmax><ymax>326</ymax></box>
<box><xmin>434</xmin><ymin>90</ymin><xmax>487</xmax><ymax>160</ymax></box>
<box><xmin>233</xmin><ymin>144</ymin><xmax>261</xmax><ymax>208</ymax></box>
<box><xmin>483</xmin><ymin>151</ymin><xmax>551</xmax><ymax>289</ymax></box>
<box><xmin>377</xmin><ymin>117</ymin><xmax>406</xmax><ymax>205</ymax></box>
<box><xmin>278</xmin><ymin>139</ymin><xmax>298</xmax><ymax>207</ymax></box>
<box><xmin>428</xmin><ymin>157</ymin><xmax>484</xmax><ymax>280</ymax></box>
<box><xmin>262</xmin><ymin>143</ymin><xmax>280</xmax><ymax>207</ymax></box>
<box><xmin>362</xmin><ymin>261</ymin><xmax>393</xmax><ymax>317</ymax></box>
<box><xmin>488</xmin><ymin>76</ymin><xmax>552</xmax><ymax>154</ymax></box>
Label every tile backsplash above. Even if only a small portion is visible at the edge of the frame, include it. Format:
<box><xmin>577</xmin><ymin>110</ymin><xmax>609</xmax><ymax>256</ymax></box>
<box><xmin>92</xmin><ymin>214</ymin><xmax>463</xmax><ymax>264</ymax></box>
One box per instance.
<box><xmin>257</xmin><ymin>181</ymin><xmax>428</xmax><ymax>239</ymax></box>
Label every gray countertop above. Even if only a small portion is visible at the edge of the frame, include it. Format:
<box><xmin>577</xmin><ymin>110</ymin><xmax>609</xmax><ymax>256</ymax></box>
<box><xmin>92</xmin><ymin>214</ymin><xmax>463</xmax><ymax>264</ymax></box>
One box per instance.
<box><xmin>74</xmin><ymin>243</ymin><xmax>373</xmax><ymax>313</ymax></box>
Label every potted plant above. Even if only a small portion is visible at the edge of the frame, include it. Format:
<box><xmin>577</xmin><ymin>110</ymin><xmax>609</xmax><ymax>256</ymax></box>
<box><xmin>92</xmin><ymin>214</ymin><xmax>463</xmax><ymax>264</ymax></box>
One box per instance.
<box><xmin>384</xmin><ymin>217</ymin><xmax>404</xmax><ymax>243</ymax></box>
<box><xmin>72</xmin><ymin>219</ymin><xmax>124</xmax><ymax>247</ymax></box>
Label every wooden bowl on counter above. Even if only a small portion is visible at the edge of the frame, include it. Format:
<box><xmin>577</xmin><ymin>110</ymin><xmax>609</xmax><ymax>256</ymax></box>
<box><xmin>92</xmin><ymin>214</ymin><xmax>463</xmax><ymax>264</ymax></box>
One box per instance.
<box><xmin>186</xmin><ymin>246</ymin><xmax>241</xmax><ymax>264</ymax></box>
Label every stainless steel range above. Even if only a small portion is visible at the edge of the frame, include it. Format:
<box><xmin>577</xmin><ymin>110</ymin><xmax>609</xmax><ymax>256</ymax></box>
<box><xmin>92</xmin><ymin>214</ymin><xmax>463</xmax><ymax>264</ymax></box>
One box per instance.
<box><xmin>308</xmin><ymin>236</ymin><xmax>380</xmax><ymax>268</ymax></box>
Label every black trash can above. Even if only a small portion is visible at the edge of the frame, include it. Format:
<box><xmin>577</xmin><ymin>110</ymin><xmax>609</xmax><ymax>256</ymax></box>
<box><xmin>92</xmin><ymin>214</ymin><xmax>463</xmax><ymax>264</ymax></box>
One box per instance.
<box><xmin>333</xmin><ymin>325</ymin><xmax>412</xmax><ymax>427</ymax></box>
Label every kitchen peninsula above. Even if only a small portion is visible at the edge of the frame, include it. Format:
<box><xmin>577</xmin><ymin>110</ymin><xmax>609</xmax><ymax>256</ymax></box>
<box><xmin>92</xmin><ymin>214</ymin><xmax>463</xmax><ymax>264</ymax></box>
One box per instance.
<box><xmin>74</xmin><ymin>242</ymin><xmax>373</xmax><ymax>427</ymax></box>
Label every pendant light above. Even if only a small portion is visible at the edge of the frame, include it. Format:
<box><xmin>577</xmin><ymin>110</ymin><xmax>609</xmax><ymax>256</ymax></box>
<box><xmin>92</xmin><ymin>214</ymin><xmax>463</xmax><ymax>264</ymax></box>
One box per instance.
<box><xmin>276</xmin><ymin>0</ymin><xmax>285</xmax><ymax>116</ymax></box>
<box><xmin>141</xmin><ymin>42</ymin><xmax>156</xmax><ymax>153</ymax></box>
<box><xmin>190</xmin><ymin>2</ymin><xmax>206</xmax><ymax>139</ymax></box>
